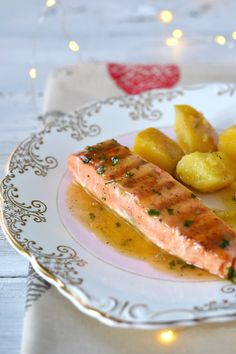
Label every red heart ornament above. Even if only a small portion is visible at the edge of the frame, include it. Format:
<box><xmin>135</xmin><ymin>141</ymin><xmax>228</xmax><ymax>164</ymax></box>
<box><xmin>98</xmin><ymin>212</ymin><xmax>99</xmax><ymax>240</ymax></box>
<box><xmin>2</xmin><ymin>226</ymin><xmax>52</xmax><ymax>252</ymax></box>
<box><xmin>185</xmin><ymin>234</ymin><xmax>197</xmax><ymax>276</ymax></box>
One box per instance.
<box><xmin>107</xmin><ymin>63</ymin><xmax>180</xmax><ymax>95</ymax></box>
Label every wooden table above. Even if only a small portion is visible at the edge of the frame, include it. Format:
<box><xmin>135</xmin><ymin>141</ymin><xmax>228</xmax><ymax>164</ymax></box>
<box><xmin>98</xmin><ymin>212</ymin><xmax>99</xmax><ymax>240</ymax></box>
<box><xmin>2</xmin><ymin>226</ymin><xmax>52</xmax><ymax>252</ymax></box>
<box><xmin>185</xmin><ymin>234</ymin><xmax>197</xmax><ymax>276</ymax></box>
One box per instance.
<box><xmin>1</xmin><ymin>1</ymin><xmax>236</xmax><ymax>353</ymax></box>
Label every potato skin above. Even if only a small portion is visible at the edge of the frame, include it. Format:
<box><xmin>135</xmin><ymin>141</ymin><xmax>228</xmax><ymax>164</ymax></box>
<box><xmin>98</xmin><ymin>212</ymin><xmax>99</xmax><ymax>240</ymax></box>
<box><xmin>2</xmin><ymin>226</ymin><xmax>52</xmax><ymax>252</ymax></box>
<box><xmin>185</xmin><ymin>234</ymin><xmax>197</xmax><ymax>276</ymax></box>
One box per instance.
<box><xmin>218</xmin><ymin>125</ymin><xmax>236</xmax><ymax>163</ymax></box>
<box><xmin>174</xmin><ymin>105</ymin><xmax>218</xmax><ymax>154</ymax></box>
<box><xmin>176</xmin><ymin>151</ymin><xmax>236</xmax><ymax>192</ymax></box>
<box><xmin>134</xmin><ymin>128</ymin><xmax>184</xmax><ymax>174</ymax></box>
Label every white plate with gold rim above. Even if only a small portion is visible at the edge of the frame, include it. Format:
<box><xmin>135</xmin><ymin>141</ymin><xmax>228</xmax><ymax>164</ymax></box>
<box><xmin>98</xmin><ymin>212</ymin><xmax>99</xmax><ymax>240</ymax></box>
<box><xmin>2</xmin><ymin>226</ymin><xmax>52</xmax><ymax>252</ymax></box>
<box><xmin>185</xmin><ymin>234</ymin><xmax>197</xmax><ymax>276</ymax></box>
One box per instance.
<box><xmin>1</xmin><ymin>83</ymin><xmax>236</xmax><ymax>329</ymax></box>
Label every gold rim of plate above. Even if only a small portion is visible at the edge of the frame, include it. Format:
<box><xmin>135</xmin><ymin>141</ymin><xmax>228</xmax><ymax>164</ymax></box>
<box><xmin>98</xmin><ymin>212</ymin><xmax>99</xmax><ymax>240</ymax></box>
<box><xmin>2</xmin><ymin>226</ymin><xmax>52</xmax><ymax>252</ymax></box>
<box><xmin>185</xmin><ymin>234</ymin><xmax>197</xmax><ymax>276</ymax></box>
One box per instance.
<box><xmin>1</xmin><ymin>85</ymin><xmax>236</xmax><ymax>328</ymax></box>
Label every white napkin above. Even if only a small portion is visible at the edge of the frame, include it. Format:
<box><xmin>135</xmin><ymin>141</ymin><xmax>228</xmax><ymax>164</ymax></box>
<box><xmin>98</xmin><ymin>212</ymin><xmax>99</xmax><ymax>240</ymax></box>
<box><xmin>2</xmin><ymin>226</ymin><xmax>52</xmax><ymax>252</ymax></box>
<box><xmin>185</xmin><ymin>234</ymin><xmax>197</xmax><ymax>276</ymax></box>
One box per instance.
<box><xmin>21</xmin><ymin>62</ymin><xmax>236</xmax><ymax>354</ymax></box>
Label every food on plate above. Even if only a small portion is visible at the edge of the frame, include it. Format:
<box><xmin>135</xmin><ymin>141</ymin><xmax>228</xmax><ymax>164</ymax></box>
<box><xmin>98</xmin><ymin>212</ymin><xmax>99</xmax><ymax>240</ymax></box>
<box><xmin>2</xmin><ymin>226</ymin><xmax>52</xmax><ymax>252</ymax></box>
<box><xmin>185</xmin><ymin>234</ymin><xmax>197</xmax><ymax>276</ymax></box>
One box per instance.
<box><xmin>176</xmin><ymin>151</ymin><xmax>236</xmax><ymax>192</ymax></box>
<box><xmin>68</xmin><ymin>181</ymin><xmax>214</xmax><ymax>279</ymax></box>
<box><xmin>174</xmin><ymin>105</ymin><xmax>218</xmax><ymax>154</ymax></box>
<box><xmin>133</xmin><ymin>127</ymin><xmax>184</xmax><ymax>174</ymax></box>
<box><xmin>68</xmin><ymin>139</ymin><xmax>236</xmax><ymax>280</ymax></box>
<box><xmin>218</xmin><ymin>125</ymin><xmax>236</xmax><ymax>163</ymax></box>
<box><xmin>136</xmin><ymin>105</ymin><xmax>236</xmax><ymax>193</ymax></box>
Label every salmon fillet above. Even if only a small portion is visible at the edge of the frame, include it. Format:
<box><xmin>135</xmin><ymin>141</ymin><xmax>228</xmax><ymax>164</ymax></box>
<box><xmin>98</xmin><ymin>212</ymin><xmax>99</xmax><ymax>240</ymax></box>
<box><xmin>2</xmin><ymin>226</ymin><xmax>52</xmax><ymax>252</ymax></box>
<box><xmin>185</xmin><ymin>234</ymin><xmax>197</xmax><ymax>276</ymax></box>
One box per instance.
<box><xmin>68</xmin><ymin>139</ymin><xmax>236</xmax><ymax>280</ymax></box>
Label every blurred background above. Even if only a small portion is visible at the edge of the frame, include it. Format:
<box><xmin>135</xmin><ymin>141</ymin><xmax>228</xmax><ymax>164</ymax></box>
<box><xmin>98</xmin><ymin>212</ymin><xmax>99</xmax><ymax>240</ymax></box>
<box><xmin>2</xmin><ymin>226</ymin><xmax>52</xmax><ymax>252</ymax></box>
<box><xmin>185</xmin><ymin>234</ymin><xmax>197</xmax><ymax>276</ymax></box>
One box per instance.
<box><xmin>1</xmin><ymin>0</ymin><xmax>236</xmax><ymax>95</ymax></box>
<box><xmin>1</xmin><ymin>0</ymin><xmax>236</xmax><ymax>146</ymax></box>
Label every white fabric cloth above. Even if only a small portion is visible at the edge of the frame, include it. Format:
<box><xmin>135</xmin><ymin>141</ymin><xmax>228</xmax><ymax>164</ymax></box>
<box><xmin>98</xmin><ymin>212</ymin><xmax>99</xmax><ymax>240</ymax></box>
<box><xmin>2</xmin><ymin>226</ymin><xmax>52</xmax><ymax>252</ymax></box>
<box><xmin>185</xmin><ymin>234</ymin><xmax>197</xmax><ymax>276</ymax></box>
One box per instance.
<box><xmin>43</xmin><ymin>63</ymin><xmax>236</xmax><ymax>113</ymax></box>
<box><xmin>21</xmin><ymin>62</ymin><xmax>236</xmax><ymax>354</ymax></box>
<box><xmin>22</xmin><ymin>285</ymin><xmax>236</xmax><ymax>354</ymax></box>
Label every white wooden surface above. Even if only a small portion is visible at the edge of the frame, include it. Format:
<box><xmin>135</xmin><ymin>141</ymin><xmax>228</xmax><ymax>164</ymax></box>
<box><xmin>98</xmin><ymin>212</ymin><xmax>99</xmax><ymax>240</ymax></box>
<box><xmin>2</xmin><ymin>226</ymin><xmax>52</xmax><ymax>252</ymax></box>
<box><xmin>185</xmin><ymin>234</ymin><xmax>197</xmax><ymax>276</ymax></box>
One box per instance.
<box><xmin>1</xmin><ymin>1</ymin><xmax>236</xmax><ymax>353</ymax></box>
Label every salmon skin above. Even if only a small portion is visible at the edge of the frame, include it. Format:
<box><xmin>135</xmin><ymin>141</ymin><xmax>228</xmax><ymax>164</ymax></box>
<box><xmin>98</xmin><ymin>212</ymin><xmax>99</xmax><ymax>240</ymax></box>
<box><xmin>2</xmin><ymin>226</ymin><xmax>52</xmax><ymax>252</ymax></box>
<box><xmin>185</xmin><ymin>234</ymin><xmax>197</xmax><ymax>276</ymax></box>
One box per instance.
<box><xmin>68</xmin><ymin>139</ymin><xmax>236</xmax><ymax>281</ymax></box>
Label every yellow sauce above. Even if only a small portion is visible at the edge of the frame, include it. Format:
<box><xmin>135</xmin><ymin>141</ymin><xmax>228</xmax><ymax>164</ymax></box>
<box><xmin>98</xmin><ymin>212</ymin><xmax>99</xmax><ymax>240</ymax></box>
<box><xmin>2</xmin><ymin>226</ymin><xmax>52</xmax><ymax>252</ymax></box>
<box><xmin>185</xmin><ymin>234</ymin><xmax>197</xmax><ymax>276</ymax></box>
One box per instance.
<box><xmin>212</xmin><ymin>182</ymin><xmax>236</xmax><ymax>231</ymax></box>
<box><xmin>67</xmin><ymin>182</ymin><xmax>218</xmax><ymax>280</ymax></box>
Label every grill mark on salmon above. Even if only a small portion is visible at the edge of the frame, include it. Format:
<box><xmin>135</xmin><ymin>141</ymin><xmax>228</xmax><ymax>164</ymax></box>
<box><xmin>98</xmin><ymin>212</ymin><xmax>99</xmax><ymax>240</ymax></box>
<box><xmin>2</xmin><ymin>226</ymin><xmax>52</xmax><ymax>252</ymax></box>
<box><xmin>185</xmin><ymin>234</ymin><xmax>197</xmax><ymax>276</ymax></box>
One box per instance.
<box><xmin>68</xmin><ymin>139</ymin><xmax>236</xmax><ymax>280</ymax></box>
<box><xmin>107</xmin><ymin>158</ymin><xmax>147</xmax><ymax>181</ymax></box>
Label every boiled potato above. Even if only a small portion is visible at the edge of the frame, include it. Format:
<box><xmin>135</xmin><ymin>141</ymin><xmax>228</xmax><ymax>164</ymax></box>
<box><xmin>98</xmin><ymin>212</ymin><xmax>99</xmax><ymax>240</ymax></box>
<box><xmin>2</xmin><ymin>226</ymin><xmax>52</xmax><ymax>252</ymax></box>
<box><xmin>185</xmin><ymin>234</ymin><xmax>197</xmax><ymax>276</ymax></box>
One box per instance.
<box><xmin>218</xmin><ymin>125</ymin><xmax>236</xmax><ymax>163</ymax></box>
<box><xmin>176</xmin><ymin>151</ymin><xmax>236</xmax><ymax>192</ymax></box>
<box><xmin>174</xmin><ymin>105</ymin><xmax>218</xmax><ymax>154</ymax></box>
<box><xmin>134</xmin><ymin>127</ymin><xmax>184</xmax><ymax>174</ymax></box>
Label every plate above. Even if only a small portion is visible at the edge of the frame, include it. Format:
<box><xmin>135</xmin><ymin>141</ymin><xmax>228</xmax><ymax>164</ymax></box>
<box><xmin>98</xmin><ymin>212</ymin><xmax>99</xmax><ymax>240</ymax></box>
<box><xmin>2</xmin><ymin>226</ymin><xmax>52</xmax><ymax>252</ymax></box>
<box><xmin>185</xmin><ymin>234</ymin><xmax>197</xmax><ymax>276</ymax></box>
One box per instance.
<box><xmin>1</xmin><ymin>83</ymin><xmax>236</xmax><ymax>329</ymax></box>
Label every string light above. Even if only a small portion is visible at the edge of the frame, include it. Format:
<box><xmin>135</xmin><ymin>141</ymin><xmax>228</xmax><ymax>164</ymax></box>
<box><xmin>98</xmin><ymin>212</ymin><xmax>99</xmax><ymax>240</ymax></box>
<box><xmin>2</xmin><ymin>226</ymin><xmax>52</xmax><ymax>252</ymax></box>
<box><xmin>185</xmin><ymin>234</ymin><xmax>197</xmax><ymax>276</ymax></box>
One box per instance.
<box><xmin>68</xmin><ymin>40</ymin><xmax>80</xmax><ymax>52</ymax></box>
<box><xmin>157</xmin><ymin>330</ymin><xmax>176</xmax><ymax>344</ymax></box>
<box><xmin>28</xmin><ymin>1</ymin><xmax>80</xmax><ymax>113</ymax></box>
<box><xmin>29</xmin><ymin>67</ymin><xmax>37</xmax><ymax>80</ymax></box>
<box><xmin>214</xmin><ymin>35</ymin><xmax>226</xmax><ymax>45</ymax></box>
<box><xmin>45</xmin><ymin>0</ymin><xmax>57</xmax><ymax>7</ymax></box>
<box><xmin>28</xmin><ymin>1</ymin><xmax>236</xmax><ymax>115</ymax></box>
<box><xmin>166</xmin><ymin>37</ymin><xmax>178</xmax><ymax>47</ymax></box>
<box><xmin>159</xmin><ymin>10</ymin><xmax>173</xmax><ymax>24</ymax></box>
<box><xmin>172</xmin><ymin>29</ymin><xmax>183</xmax><ymax>39</ymax></box>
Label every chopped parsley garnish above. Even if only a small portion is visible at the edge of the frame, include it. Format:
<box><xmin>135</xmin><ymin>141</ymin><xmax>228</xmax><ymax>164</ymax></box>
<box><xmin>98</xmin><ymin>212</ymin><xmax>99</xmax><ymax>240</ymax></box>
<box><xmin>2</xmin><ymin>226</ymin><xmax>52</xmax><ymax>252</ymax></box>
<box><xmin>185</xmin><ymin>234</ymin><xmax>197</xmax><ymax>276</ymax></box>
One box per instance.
<box><xmin>167</xmin><ymin>208</ymin><xmax>174</xmax><ymax>215</ymax></box>
<box><xmin>191</xmin><ymin>193</ymin><xmax>197</xmax><ymax>199</ymax></box>
<box><xmin>227</xmin><ymin>266</ymin><xmax>236</xmax><ymax>283</ymax></box>
<box><xmin>81</xmin><ymin>155</ymin><xmax>91</xmax><ymax>164</ymax></box>
<box><xmin>176</xmin><ymin>259</ymin><xmax>185</xmax><ymax>265</ymax></box>
<box><xmin>88</xmin><ymin>212</ymin><xmax>96</xmax><ymax>220</ymax></box>
<box><xmin>115</xmin><ymin>222</ymin><xmax>121</xmax><ymax>228</ymax></box>
<box><xmin>86</xmin><ymin>146</ymin><xmax>96</xmax><ymax>152</ymax></box>
<box><xmin>126</xmin><ymin>171</ymin><xmax>134</xmax><ymax>177</ymax></box>
<box><xmin>101</xmin><ymin>197</ymin><xmax>106</xmax><ymax>201</ymax></box>
<box><xmin>183</xmin><ymin>219</ymin><xmax>194</xmax><ymax>227</ymax></box>
<box><xmin>96</xmin><ymin>165</ymin><xmax>106</xmax><ymax>175</ymax></box>
<box><xmin>219</xmin><ymin>239</ymin><xmax>230</xmax><ymax>249</ymax></box>
<box><xmin>180</xmin><ymin>263</ymin><xmax>195</xmax><ymax>270</ymax></box>
<box><xmin>215</xmin><ymin>153</ymin><xmax>222</xmax><ymax>160</ymax></box>
<box><xmin>111</xmin><ymin>156</ymin><xmax>119</xmax><ymax>166</ymax></box>
<box><xmin>151</xmin><ymin>188</ymin><xmax>161</xmax><ymax>195</ymax></box>
<box><xmin>148</xmin><ymin>209</ymin><xmax>161</xmax><ymax>216</ymax></box>
<box><xmin>99</xmin><ymin>154</ymin><xmax>107</xmax><ymax>161</ymax></box>
<box><xmin>121</xmin><ymin>238</ymin><xmax>132</xmax><ymax>247</ymax></box>
<box><xmin>169</xmin><ymin>259</ymin><xmax>195</xmax><ymax>270</ymax></box>
<box><xmin>169</xmin><ymin>260</ymin><xmax>176</xmax><ymax>269</ymax></box>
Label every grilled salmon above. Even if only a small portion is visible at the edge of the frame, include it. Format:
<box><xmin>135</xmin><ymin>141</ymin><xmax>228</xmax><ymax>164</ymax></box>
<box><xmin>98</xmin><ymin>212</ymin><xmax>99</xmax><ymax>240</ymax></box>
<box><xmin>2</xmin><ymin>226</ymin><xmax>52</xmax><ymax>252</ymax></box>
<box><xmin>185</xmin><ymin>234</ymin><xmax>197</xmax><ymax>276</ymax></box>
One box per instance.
<box><xmin>68</xmin><ymin>139</ymin><xmax>236</xmax><ymax>280</ymax></box>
